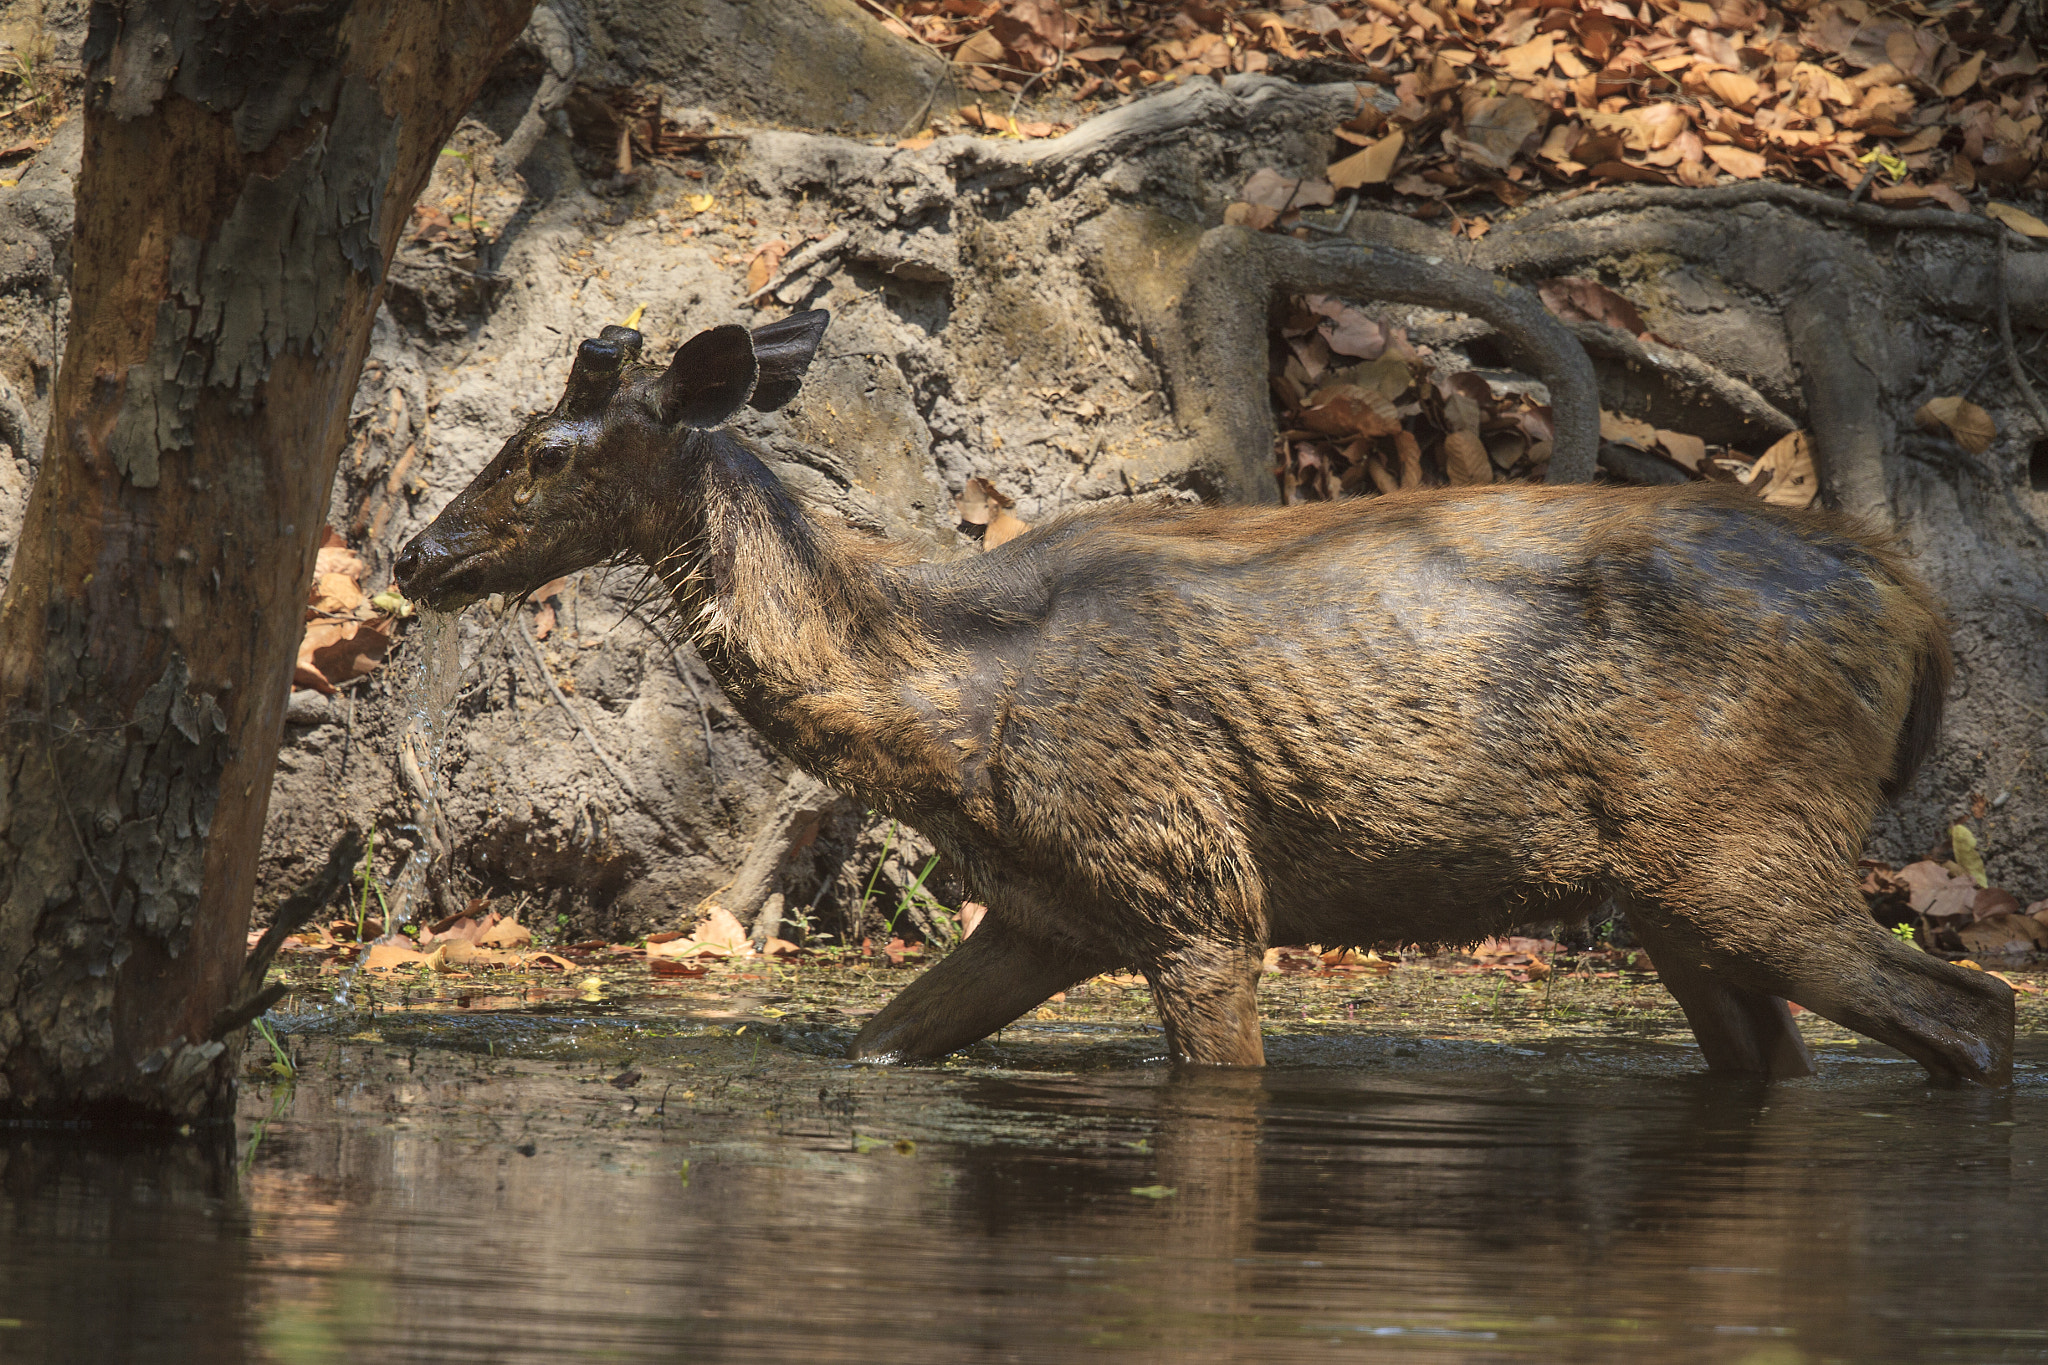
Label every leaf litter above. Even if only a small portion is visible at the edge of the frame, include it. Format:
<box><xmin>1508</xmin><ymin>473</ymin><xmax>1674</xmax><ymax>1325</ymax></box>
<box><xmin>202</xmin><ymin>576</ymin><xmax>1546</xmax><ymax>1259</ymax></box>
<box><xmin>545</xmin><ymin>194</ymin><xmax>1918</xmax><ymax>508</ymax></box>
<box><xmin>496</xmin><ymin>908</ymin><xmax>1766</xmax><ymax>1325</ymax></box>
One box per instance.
<box><xmin>896</xmin><ymin>0</ymin><xmax>2043</xmax><ymax>214</ymax></box>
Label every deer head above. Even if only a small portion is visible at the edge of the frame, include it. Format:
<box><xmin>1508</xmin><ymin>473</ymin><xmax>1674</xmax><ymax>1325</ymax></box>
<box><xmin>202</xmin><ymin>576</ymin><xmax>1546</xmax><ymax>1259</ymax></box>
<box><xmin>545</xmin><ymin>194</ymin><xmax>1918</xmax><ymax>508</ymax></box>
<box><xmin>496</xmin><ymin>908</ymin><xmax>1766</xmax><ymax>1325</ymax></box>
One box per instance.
<box><xmin>393</xmin><ymin>310</ymin><xmax>831</xmax><ymax>610</ymax></box>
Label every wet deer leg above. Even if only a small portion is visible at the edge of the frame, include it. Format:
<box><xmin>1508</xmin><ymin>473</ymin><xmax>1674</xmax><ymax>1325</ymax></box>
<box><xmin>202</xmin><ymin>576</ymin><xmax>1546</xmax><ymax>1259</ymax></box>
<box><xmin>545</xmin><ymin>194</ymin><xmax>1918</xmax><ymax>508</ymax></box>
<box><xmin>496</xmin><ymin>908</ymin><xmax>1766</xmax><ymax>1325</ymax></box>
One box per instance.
<box><xmin>849</xmin><ymin>913</ymin><xmax>1115</xmax><ymax>1062</ymax></box>
<box><xmin>1619</xmin><ymin>892</ymin><xmax>1814</xmax><ymax>1079</ymax></box>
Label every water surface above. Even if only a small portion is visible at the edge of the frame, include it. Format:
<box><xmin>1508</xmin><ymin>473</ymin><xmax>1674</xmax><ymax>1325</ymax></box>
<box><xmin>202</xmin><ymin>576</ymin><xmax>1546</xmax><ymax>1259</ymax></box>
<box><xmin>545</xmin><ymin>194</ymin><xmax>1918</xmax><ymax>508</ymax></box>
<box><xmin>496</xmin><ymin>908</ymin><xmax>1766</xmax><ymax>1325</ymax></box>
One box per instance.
<box><xmin>5</xmin><ymin>1020</ymin><xmax>2045</xmax><ymax>1364</ymax></box>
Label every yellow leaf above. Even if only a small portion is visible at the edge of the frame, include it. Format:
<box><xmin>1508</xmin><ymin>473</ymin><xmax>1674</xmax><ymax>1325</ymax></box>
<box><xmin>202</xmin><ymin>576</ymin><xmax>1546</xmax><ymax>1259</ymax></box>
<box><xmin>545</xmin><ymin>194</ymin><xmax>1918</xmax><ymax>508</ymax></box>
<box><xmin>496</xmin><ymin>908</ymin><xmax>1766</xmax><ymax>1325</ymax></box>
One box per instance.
<box><xmin>1951</xmin><ymin>824</ymin><xmax>1989</xmax><ymax>889</ymax></box>
<box><xmin>620</xmin><ymin>303</ymin><xmax>646</xmax><ymax>329</ymax></box>
<box><xmin>683</xmin><ymin>193</ymin><xmax>715</xmax><ymax>214</ymax></box>
<box><xmin>1746</xmin><ymin>430</ymin><xmax>1818</xmax><ymax>508</ymax></box>
<box><xmin>1914</xmin><ymin>396</ymin><xmax>1997</xmax><ymax>454</ymax></box>
<box><xmin>369</xmin><ymin>588</ymin><xmax>414</xmax><ymax>618</ymax></box>
<box><xmin>1327</xmin><ymin>130</ymin><xmax>1403</xmax><ymax>188</ymax></box>
<box><xmin>1986</xmin><ymin>202</ymin><xmax>2048</xmax><ymax>239</ymax></box>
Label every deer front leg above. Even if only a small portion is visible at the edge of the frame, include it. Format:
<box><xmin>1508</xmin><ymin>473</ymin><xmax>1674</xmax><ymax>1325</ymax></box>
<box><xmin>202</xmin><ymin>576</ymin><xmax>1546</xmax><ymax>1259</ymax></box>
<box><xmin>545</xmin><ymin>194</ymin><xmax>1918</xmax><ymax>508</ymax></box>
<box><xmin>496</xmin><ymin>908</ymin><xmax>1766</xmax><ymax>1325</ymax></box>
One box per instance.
<box><xmin>1143</xmin><ymin>939</ymin><xmax>1268</xmax><ymax>1066</ymax></box>
<box><xmin>849</xmin><ymin>913</ymin><xmax>1114</xmax><ymax>1063</ymax></box>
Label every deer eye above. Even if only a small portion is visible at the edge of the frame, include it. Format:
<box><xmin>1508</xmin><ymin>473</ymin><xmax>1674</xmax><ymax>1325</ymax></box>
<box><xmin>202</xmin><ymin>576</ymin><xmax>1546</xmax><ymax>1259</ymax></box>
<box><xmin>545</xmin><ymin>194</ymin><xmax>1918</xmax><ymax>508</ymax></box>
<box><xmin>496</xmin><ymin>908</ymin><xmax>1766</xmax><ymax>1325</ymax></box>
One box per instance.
<box><xmin>534</xmin><ymin>445</ymin><xmax>569</xmax><ymax>473</ymax></box>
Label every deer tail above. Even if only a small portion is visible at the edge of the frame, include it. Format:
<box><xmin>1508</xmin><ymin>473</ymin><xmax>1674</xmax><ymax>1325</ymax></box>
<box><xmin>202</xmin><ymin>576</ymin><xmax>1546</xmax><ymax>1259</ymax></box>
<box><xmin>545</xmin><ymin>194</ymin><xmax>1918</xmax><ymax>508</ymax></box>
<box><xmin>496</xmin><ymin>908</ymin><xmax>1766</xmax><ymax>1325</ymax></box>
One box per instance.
<box><xmin>1883</xmin><ymin>620</ymin><xmax>1952</xmax><ymax>802</ymax></box>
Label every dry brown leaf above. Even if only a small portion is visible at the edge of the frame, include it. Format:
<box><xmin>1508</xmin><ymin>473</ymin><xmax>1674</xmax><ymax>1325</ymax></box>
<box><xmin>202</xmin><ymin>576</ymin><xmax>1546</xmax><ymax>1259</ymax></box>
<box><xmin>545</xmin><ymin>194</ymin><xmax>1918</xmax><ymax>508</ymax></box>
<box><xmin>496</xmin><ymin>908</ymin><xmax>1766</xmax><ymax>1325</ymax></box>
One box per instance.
<box><xmin>744</xmin><ymin>240</ymin><xmax>790</xmax><ymax>294</ymax></box>
<box><xmin>1706</xmin><ymin>70</ymin><xmax>1761</xmax><ymax>109</ymax></box>
<box><xmin>953</xmin><ymin>27</ymin><xmax>1005</xmax><ymax>66</ymax></box>
<box><xmin>1746</xmin><ymin>430</ymin><xmax>1819</xmax><ymax>508</ymax></box>
<box><xmin>315</xmin><ymin>544</ymin><xmax>370</xmax><ymax>582</ymax></box>
<box><xmin>309</xmin><ymin>572</ymin><xmax>368</xmax><ymax>618</ymax></box>
<box><xmin>1940</xmin><ymin>48</ymin><xmax>1985</xmax><ymax>97</ymax></box>
<box><xmin>478</xmin><ymin>918</ymin><xmax>533</xmax><ymax>949</ymax></box>
<box><xmin>1958</xmin><ymin>912</ymin><xmax>2048</xmax><ymax>956</ymax></box>
<box><xmin>1327</xmin><ymin>129</ymin><xmax>1404</xmax><ymax>188</ymax></box>
<box><xmin>1704</xmin><ymin>143</ymin><xmax>1768</xmax><ymax>178</ymax></box>
<box><xmin>362</xmin><ymin>941</ymin><xmax>427</xmax><ymax>972</ymax></box>
<box><xmin>1656</xmin><ymin>430</ymin><xmax>1708</xmax><ymax>472</ymax></box>
<box><xmin>1301</xmin><ymin>384</ymin><xmax>1403</xmax><ymax>440</ymax></box>
<box><xmin>1497</xmin><ymin>34</ymin><xmax>1555</xmax><ymax>80</ymax></box>
<box><xmin>1454</xmin><ymin>93</ymin><xmax>1543</xmax><ymax>172</ymax></box>
<box><xmin>1240</xmin><ymin>168</ymin><xmax>1337</xmax><ymax>210</ymax></box>
<box><xmin>1914</xmin><ymin>396</ymin><xmax>1996</xmax><ymax>453</ymax></box>
<box><xmin>1304</xmin><ymin>295</ymin><xmax>1388</xmax><ymax>359</ymax></box>
<box><xmin>984</xmin><ymin>507</ymin><xmax>1031</xmax><ymax>549</ymax></box>
<box><xmin>1986</xmin><ymin>202</ymin><xmax>2048</xmax><ymax>239</ymax></box>
<box><xmin>1541</xmin><ymin>278</ymin><xmax>1652</xmax><ymax>337</ymax></box>
<box><xmin>954</xmin><ymin>476</ymin><xmax>1014</xmax><ymax>527</ymax></box>
<box><xmin>1223</xmin><ymin>201</ymin><xmax>1280</xmax><ymax>230</ymax></box>
<box><xmin>1443</xmin><ymin>430</ymin><xmax>1493</xmax><ymax>485</ymax></box>
<box><xmin>1599</xmin><ymin>410</ymin><xmax>1657</xmax><ymax>448</ymax></box>
<box><xmin>694</xmin><ymin>907</ymin><xmax>751</xmax><ymax>951</ymax></box>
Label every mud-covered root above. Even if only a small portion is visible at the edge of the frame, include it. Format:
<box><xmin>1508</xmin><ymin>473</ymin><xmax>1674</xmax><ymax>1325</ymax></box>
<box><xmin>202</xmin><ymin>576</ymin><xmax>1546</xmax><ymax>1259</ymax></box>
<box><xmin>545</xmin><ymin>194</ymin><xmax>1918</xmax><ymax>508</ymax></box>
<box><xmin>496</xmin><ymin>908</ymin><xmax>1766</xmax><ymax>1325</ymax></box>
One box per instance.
<box><xmin>1139</xmin><ymin>225</ymin><xmax>1604</xmax><ymax>500</ymax></box>
<box><xmin>848</xmin><ymin>912</ymin><xmax>1114</xmax><ymax>1063</ymax></box>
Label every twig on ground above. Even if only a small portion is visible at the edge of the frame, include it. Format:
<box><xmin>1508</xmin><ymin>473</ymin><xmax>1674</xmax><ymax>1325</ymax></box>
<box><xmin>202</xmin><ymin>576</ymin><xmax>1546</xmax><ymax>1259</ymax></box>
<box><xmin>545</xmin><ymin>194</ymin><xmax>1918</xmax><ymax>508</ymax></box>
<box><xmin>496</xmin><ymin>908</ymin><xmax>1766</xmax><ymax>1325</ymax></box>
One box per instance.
<box><xmin>744</xmin><ymin>228</ymin><xmax>851</xmax><ymax>303</ymax></box>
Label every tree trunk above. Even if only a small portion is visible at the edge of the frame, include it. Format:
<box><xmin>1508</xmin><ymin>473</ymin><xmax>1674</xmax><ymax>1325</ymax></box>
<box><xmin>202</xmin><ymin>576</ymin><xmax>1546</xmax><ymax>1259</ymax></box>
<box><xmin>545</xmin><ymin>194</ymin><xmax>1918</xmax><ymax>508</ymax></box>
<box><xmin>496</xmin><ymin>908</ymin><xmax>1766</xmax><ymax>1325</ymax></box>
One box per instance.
<box><xmin>0</xmin><ymin>0</ymin><xmax>533</xmax><ymax>1122</ymax></box>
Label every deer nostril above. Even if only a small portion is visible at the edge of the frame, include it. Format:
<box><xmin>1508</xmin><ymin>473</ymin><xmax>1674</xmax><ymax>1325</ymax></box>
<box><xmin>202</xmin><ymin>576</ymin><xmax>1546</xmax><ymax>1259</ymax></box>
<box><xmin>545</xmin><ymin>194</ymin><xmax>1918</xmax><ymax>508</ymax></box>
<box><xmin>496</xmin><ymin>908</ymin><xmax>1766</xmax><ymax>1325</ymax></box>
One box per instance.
<box><xmin>394</xmin><ymin>542</ymin><xmax>422</xmax><ymax>585</ymax></box>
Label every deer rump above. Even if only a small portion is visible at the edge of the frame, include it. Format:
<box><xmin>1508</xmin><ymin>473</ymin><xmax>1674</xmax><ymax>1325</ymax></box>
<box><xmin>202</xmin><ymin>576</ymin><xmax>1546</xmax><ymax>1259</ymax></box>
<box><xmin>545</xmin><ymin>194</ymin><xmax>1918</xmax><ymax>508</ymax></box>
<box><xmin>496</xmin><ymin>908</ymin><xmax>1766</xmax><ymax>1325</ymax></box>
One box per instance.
<box><xmin>395</xmin><ymin>310</ymin><xmax>2013</xmax><ymax>1087</ymax></box>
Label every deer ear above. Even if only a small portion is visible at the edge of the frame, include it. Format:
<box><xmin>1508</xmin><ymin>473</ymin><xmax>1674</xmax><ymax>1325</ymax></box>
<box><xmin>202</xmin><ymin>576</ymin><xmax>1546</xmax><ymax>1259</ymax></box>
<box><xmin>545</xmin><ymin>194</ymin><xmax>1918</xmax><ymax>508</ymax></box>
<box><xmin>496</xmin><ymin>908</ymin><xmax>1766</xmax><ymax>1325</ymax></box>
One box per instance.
<box><xmin>748</xmin><ymin>309</ymin><xmax>830</xmax><ymax>412</ymax></box>
<box><xmin>658</xmin><ymin>324</ymin><xmax>758</xmax><ymax>428</ymax></box>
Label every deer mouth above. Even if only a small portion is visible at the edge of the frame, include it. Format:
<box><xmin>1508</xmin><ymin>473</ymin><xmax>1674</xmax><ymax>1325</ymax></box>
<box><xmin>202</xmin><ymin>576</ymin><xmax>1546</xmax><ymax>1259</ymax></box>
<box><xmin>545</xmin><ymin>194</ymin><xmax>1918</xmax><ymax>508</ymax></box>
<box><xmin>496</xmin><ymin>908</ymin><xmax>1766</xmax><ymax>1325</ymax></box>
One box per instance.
<box><xmin>393</xmin><ymin>533</ymin><xmax>511</xmax><ymax>612</ymax></box>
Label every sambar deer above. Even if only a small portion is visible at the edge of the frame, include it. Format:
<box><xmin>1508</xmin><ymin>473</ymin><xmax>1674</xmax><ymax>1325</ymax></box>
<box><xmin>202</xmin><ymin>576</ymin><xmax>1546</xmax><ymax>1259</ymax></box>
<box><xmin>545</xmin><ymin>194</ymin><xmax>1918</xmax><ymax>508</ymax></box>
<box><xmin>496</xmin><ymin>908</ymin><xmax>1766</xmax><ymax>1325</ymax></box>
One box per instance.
<box><xmin>394</xmin><ymin>309</ymin><xmax>2015</xmax><ymax>1086</ymax></box>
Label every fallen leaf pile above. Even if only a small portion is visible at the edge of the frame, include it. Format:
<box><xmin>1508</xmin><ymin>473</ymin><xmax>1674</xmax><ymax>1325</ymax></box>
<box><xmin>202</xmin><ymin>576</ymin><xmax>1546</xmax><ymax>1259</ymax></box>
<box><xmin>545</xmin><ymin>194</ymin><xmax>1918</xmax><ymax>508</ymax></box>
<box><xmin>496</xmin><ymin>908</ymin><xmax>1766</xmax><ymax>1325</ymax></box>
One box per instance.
<box><xmin>646</xmin><ymin>907</ymin><xmax>803</xmax><ymax>976</ymax></box>
<box><xmin>294</xmin><ymin>527</ymin><xmax>408</xmax><ymax>694</ymax></box>
<box><xmin>1863</xmin><ymin>821</ymin><xmax>2048</xmax><ymax>969</ymax></box>
<box><xmin>1266</xmin><ymin>281</ymin><xmax>1996</xmax><ymax>503</ymax></box>
<box><xmin>890</xmin><ymin>0</ymin><xmax>2044</xmax><ymax>208</ymax></box>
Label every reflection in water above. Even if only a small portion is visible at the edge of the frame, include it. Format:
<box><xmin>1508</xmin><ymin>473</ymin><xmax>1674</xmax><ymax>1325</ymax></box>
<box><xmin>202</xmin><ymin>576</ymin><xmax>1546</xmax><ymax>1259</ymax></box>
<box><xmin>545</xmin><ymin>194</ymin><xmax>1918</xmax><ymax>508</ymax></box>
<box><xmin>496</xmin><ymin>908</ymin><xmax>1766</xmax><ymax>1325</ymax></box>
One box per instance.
<box><xmin>3</xmin><ymin>1030</ymin><xmax>2044</xmax><ymax>1363</ymax></box>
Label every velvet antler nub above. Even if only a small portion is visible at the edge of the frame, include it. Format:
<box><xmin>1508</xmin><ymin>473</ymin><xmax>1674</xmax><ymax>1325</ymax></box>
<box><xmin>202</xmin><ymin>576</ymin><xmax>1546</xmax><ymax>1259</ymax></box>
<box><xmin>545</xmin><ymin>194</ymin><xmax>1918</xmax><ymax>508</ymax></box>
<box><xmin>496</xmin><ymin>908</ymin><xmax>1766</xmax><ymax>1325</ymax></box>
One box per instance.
<box><xmin>557</xmin><ymin>328</ymin><xmax>646</xmax><ymax>419</ymax></box>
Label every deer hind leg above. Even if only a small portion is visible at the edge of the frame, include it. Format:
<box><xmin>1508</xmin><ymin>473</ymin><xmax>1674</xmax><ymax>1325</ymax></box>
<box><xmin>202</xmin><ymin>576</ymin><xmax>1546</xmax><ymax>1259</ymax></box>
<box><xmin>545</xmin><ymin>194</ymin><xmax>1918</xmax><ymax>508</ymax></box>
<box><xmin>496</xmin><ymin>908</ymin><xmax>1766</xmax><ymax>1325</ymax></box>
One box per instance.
<box><xmin>1623</xmin><ymin>877</ymin><xmax>2016</xmax><ymax>1088</ymax></box>
<box><xmin>849</xmin><ymin>911</ymin><xmax>1114</xmax><ymax>1063</ymax></box>
<box><xmin>1616</xmin><ymin>891</ymin><xmax>1814</xmax><ymax>1079</ymax></box>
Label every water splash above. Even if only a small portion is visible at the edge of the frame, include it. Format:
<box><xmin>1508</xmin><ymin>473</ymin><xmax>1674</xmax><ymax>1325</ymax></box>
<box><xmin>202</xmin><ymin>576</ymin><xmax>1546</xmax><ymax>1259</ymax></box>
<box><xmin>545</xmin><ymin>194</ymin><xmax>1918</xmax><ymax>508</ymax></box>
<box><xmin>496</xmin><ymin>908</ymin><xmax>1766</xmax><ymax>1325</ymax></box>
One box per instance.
<box><xmin>331</xmin><ymin>607</ymin><xmax>466</xmax><ymax>1010</ymax></box>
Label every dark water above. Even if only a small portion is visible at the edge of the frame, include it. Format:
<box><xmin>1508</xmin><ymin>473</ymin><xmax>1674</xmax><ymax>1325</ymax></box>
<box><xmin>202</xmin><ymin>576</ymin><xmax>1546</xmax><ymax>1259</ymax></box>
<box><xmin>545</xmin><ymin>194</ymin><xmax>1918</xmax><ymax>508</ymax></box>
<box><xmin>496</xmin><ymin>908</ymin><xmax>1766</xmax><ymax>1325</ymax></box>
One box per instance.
<box><xmin>5</xmin><ymin>1022</ymin><xmax>2046</xmax><ymax>1365</ymax></box>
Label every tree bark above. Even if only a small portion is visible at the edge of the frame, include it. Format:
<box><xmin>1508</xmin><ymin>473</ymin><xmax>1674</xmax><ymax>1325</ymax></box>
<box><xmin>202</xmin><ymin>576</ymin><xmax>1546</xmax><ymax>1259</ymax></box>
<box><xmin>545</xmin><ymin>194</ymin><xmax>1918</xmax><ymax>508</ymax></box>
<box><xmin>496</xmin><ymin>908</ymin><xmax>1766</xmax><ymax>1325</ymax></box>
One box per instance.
<box><xmin>0</xmin><ymin>0</ymin><xmax>533</xmax><ymax>1122</ymax></box>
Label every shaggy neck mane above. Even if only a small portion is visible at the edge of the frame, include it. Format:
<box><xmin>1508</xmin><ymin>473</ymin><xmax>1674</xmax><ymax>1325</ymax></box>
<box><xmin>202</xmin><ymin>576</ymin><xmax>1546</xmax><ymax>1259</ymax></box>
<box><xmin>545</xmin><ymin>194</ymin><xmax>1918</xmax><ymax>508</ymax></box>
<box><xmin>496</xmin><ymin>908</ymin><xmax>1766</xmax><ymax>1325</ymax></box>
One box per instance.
<box><xmin>634</xmin><ymin>429</ymin><xmax>954</xmax><ymax>813</ymax></box>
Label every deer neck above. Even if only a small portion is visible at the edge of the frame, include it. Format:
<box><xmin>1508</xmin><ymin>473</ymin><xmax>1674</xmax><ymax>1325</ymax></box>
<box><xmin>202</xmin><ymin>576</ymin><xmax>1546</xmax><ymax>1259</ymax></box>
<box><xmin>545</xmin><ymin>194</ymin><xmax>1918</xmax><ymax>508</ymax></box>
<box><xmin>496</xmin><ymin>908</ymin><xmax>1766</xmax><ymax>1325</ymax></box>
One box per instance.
<box><xmin>632</xmin><ymin>433</ymin><xmax>963</xmax><ymax>817</ymax></box>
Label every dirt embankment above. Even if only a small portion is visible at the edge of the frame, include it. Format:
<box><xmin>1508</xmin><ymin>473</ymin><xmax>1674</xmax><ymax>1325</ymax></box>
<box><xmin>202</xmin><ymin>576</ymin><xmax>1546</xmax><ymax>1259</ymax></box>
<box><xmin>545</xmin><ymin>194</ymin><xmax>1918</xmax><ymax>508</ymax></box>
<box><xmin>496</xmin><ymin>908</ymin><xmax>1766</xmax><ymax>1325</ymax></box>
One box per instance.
<box><xmin>1</xmin><ymin>0</ymin><xmax>2042</xmax><ymax>946</ymax></box>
